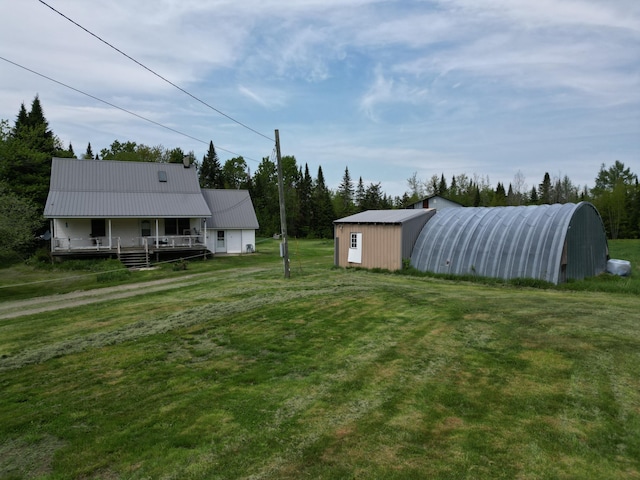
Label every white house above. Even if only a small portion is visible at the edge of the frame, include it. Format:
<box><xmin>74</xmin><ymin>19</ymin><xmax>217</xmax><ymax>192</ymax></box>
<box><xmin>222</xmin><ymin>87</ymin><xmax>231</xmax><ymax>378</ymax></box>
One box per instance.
<box><xmin>201</xmin><ymin>189</ymin><xmax>259</xmax><ymax>254</ymax></box>
<box><xmin>43</xmin><ymin>157</ymin><xmax>259</xmax><ymax>264</ymax></box>
<box><xmin>407</xmin><ymin>194</ymin><xmax>463</xmax><ymax>210</ymax></box>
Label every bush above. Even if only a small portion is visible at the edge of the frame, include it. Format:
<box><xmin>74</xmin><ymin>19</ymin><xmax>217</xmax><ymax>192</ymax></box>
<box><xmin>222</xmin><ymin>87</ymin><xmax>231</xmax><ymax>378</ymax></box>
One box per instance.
<box><xmin>94</xmin><ymin>259</ymin><xmax>130</xmax><ymax>283</ymax></box>
<box><xmin>172</xmin><ymin>259</ymin><xmax>188</xmax><ymax>271</ymax></box>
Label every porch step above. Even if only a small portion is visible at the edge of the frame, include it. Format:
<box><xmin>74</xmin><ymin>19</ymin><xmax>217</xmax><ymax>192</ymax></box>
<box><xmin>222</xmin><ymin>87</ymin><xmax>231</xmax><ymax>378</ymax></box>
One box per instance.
<box><xmin>119</xmin><ymin>251</ymin><xmax>149</xmax><ymax>269</ymax></box>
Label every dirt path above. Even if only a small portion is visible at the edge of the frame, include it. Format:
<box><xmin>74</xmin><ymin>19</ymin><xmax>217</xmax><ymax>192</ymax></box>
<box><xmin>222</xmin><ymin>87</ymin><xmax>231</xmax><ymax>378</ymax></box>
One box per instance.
<box><xmin>0</xmin><ymin>274</ymin><xmax>211</xmax><ymax>320</ymax></box>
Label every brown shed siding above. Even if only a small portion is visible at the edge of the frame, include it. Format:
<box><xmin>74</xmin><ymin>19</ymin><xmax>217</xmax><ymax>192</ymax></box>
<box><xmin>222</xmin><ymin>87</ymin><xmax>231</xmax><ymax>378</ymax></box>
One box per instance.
<box><xmin>335</xmin><ymin>223</ymin><xmax>403</xmax><ymax>270</ymax></box>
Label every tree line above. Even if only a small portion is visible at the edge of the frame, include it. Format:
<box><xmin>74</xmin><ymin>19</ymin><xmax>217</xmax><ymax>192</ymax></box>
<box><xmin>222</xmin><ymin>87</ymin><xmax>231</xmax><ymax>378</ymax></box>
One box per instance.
<box><xmin>1</xmin><ymin>95</ymin><xmax>638</xmax><ymax>263</ymax></box>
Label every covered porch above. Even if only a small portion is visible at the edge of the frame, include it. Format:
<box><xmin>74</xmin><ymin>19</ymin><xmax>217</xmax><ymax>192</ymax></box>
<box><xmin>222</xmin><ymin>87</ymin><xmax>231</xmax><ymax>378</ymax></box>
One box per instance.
<box><xmin>49</xmin><ymin>217</ymin><xmax>210</xmax><ymax>257</ymax></box>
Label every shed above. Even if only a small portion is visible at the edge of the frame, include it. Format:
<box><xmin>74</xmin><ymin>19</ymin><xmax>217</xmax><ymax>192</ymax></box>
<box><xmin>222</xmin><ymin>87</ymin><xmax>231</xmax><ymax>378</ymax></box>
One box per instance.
<box><xmin>410</xmin><ymin>202</ymin><xmax>608</xmax><ymax>284</ymax></box>
<box><xmin>334</xmin><ymin>209</ymin><xmax>435</xmax><ymax>271</ymax></box>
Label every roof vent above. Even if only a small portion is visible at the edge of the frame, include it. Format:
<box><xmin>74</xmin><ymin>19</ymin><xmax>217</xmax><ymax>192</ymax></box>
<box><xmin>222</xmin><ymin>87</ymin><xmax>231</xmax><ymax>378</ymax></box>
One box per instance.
<box><xmin>158</xmin><ymin>170</ymin><xmax>167</xmax><ymax>182</ymax></box>
<box><xmin>183</xmin><ymin>156</ymin><xmax>190</xmax><ymax>168</ymax></box>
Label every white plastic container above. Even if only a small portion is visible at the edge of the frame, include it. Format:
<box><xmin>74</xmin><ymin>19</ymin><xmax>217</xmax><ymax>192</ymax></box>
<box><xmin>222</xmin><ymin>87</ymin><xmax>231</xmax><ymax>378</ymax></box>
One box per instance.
<box><xmin>606</xmin><ymin>259</ymin><xmax>632</xmax><ymax>276</ymax></box>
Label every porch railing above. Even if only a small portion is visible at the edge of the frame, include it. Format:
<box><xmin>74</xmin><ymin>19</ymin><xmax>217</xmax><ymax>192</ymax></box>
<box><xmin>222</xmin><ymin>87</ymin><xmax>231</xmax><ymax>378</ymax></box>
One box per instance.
<box><xmin>52</xmin><ymin>235</ymin><xmax>205</xmax><ymax>252</ymax></box>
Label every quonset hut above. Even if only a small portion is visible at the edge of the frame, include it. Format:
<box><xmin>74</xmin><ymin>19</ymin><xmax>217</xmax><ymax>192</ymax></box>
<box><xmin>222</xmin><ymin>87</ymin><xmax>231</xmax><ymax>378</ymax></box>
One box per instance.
<box><xmin>410</xmin><ymin>202</ymin><xmax>608</xmax><ymax>284</ymax></box>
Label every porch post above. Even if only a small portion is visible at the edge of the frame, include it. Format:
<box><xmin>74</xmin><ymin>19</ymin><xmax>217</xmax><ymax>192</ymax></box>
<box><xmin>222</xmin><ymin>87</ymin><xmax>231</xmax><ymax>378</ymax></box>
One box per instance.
<box><xmin>155</xmin><ymin>218</ymin><xmax>159</xmax><ymax>247</ymax></box>
<box><xmin>50</xmin><ymin>219</ymin><xmax>54</xmax><ymax>252</ymax></box>
<box><xmin>108</xmin><ymin>219</ymin><xmax>112</xmax><ymax>249</ymax></box>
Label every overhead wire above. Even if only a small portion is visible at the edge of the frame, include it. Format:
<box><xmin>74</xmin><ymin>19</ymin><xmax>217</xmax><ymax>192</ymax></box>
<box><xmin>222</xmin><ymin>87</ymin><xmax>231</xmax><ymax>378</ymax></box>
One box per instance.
<box><xmin>0</xmin><ymin>55</ymin><xmax>263</xmax><ymax>163</ymax></box>
<box><xmin>37</xmin><ymin>0</ymin><xmax>275</xmax><ymax>143</ymax></box>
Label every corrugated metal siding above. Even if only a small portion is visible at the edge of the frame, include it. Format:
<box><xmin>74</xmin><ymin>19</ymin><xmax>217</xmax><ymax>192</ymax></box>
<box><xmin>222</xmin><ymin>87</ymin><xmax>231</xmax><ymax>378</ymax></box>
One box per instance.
<box><xmin>45</xmin><ymin>191</ymin><xmax>211</xmax><ymax>217</ymax></box>
<box><xmin>44</xmin><ymin>158</ymin><xmax>211</xmax><ymax>218</ymax></box>
<box><xmin>401</xmin><ymin>210</ymin><xmax>436</xmax><ymax>259</ymax></box>
<box><xmin>201</xmin><ymin>189</ymin><xmax>259</xmax><ymax>229</ymax></box>
<box><xmin>49</xmin><ymin>157</ymin><xmax>202</xmax><ymax>193</ymax></box>
<box><xmin>564</xmin><ymin>203</ymin><xmax>609</xmax><ymax>281</ymax></box>
<box><xmin>410</xmin><ymin>202</ymin><xmax>607</xmax><ymax>284</ymax></box>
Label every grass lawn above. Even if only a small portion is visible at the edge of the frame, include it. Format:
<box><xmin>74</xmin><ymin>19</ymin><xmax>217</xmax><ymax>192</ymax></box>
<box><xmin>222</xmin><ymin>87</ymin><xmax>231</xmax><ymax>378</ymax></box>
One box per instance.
<box><xmin>0</xmin><ymin>239</ymin><xmax>639</xmax><ymax>479</ymax></box>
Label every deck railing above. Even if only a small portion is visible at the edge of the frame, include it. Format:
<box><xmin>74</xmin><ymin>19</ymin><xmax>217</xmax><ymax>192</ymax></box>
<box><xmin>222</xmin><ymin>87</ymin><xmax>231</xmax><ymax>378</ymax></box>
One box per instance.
<box><xmin>52</xmin><ymin>235</ymin><xmax>205</xmax><ymax>252</ymax></box>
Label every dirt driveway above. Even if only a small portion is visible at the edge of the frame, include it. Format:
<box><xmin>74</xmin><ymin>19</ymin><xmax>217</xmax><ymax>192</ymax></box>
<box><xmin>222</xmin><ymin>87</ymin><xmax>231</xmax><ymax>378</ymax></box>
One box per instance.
<box><xmin>0</xmin><ymin>274</ymin><xmax>210</xmax><ymax>320</ymax></box>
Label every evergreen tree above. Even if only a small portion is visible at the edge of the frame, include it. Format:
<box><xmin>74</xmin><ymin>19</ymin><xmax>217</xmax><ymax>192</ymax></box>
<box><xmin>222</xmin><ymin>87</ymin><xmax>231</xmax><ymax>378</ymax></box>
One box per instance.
<box><xmin>529</xmin><ymin>186</ymin><xmax>538</xmax><ymax>205</ymax></box>
<box><xmin>84</xmin><ymin>142</ymin><xmax>94</xmax><ymax>160</ymax></box>
<box><xmin>362</xmin><ymin>182</ymin><xmax>384</xmax><ymax>210</ymax></box>
<box><xmin>336</xmin><ymin>166</ymin><xmax>355</xmax><ymax>217</ymax></box>
<box><xmin>297</xmin><ymin>164</ymin><xmax>313</xmax><ymax>237</ymax></box>
<box><xmin>199</xmin><ymin>141</ymin><xmax>223</xmax><ymax>189</ymax></box>
<box><xmin>591</xmin><ymin>161</ymin><xmax>638</xmax><ymax>239</ymax></box>
<box><xmin>312</xmin><ymin>166</ymin><xmax>335</xmax><ymax>238</ymax></box>
<box><xmin>355</xmin><ymin>176</ymin><xmax>366</xmax><ymax>212</ymax></box>
<box><xmin>538</xmin><ymin>172</ymin><xmax>552</xmax><ymax>204</ymax></box>
<box><xmin>492</xmin><ymin>182</ymin><xmax>507</xmax><ymax>206</ymax></box>
<box><xmin>0</xmin><ymin>96</ymin><xmax>58</xmax><ymax>212</ymax></box>
<box><xmin>438</xmin><ymin>174</ymin><xmax>448</xmax><ymax>196</ymax></box>
<box><xmin>251</xmin><ymin>157</ymin><xmax>279</xmax><ymax>236</ymax></box>
<box><xmin>473</xmin><ymin>186</ymin><xmax>481</xmax><ymax>207</ymax></box>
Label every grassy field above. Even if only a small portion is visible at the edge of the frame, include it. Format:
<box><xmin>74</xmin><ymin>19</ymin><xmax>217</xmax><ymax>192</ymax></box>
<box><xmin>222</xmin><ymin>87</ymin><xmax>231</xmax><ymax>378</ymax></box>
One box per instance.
<box><xmin>0</xmin><ymin>239</ymin><xmax>639</xmax><ymax>479</ymax></box>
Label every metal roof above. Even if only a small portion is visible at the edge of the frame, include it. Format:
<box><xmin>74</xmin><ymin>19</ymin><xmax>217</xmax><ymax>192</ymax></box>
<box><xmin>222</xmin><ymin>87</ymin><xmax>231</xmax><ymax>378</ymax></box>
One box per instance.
<box><xmin>201</xmin><ymin>189</ymin><xmax>259</xmax><ymax>229</ymax></box>
<box><xmin>410</xmin><ymin>202</ymin><xmax>608</xmax><ymax>284</ymax></box>
<box><xmin>44</xmin><ymin>158</ymin><xmax>211</xmax><ymax>218</ymax></box>
<box><xmin>334</xmin><ymin>209</ymin><xmax>434</xmax><ymax>224</ymax></box>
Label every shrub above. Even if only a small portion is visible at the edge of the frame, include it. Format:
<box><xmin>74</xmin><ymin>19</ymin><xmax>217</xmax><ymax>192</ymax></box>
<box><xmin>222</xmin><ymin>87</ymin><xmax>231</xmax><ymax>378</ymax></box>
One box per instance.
<box><xmin>94</xmin><ymin>259</ymin><xmax>130</xmax><ymax>283</ymax></box>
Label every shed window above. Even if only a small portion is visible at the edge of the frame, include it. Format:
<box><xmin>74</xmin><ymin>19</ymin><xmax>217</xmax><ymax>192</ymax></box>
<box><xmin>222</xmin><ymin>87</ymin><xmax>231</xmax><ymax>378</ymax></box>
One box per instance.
<box><xmin>350</xmin><ymin>233</ymin><xmax>358</xmax><ymax>248</ymax></box>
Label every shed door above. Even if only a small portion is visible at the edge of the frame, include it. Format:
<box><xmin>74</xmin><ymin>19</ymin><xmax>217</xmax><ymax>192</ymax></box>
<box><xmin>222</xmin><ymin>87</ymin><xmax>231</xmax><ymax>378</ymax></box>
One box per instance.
<box><xmin>348</xmin><ymin>232</ymin><xmax>362</xmax><ymax>264</ymax></box>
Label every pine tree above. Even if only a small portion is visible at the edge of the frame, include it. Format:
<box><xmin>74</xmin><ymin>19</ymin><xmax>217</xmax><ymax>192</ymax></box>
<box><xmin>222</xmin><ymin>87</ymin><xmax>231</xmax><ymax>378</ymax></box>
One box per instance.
<box><xmin>297</xmin><ymin>164</ymin><xmax>313</xmax><ymax>237</ymax></box>
<box><xmin>84</xmin><ymin>142</ymin><xmax>94</xmax><ymax>159</ymax></box>
<box><xmin>538</xmin><ymin>172</ymin><xmax>552</xmax><ymax>205</ymax></box>
<box><xmin>199</xmin><ymin>142</ymin><xmax>223</xmax><ymax>188</ymax></box>
<box><xmin>1</xmin><ymin>96</ymin><xmax>57</xmax><ymax>212</ymax></box>
<box><xmin>312</xmin><ymin>166</ymin><xmax>335</xmax><ymax>238</ymax></box>
<box><xmin>438</xmin><ymin>174</ymin><xmax>448</xmax><ymax>196</ymax></box>
<box><xmin>355</xmin><ymin>177</ymin><xmax>366</xmax><ymax>212</ymax></box>
<box><xmin>336</xmin><ymin>166</ymin><xmax>355</xmax><ymax>217</ymax></box>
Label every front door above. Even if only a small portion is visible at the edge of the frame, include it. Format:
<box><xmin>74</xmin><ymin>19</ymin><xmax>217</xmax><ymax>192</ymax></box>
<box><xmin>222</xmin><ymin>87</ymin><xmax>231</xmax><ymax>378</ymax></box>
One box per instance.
<box><xmin>216</xmin><ymin>231</ymin><xmax>226</xmax><ymax>252</ymax></box>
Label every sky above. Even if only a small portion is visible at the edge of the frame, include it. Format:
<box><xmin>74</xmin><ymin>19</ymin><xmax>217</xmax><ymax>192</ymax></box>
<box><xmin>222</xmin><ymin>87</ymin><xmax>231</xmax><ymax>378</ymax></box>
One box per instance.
<box><xmin>0</xmin><ymin>0</ymin><xmax>638</xmax><ymax>198</ymax></box>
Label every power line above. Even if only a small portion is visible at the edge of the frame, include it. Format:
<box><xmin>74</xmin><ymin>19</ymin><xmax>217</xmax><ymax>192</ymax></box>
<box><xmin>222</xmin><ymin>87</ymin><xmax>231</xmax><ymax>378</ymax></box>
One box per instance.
<box><xmin>38</xmin><ymin>0</ymin><xmax>275</xmax><ymax>143</ymax></box>
<box><xmin>0</xmin><ymin>55</ymin><xmax>263</xmax><ymax>163</ymax></box>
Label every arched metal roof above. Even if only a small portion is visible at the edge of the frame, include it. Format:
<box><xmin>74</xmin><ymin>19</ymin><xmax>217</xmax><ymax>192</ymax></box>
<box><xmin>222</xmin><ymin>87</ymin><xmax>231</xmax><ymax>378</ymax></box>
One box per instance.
<box><xmin>410</xmin><ymin>202</ymin><xmax>608</xmax><ymax>284</ymax></box>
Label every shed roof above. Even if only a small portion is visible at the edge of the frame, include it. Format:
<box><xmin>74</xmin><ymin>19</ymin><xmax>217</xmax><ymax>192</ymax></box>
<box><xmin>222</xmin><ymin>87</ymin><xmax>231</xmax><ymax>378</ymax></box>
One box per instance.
<box><xmin>410</xmin><ymin>202</ymin><xmax>608</xmax><ymax>284</ymax></box>
<box><xmin>334</xmin><ymin>209</ymin><xmax>434</xmax><ymax>225</ymax></box>
<box><xmin>201</xmin><ymin>189</ymin><xmax>259</xmax><ymax>229</ymax></box>
<box><xmin>44</xmin><ymin>157</ymin><xmax>211</xmax><ymax>218</ymax></box>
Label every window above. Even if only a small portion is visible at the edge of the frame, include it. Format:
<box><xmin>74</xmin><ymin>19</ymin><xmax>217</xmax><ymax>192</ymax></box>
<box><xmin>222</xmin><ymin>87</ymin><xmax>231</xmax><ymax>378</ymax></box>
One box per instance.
<box><xmin>165</xmin><ymin>218</ymin><xmax>190</xmax><ymax>235</ymax></box>
<box><xmin>141</xmin><ymin>220</ymin><xmax>151</xmax><ymax>237</ymax></box>
<box><xmin>350</xmin><ymin>233</ymin><xmax>358</xmax><ymax>249</ymax></box>
<box><xmin>158</xmin><ymin>171</ymin><xmax>167</xmax><ymax>182</ymax></box>
<box><xmin>91</xmin><ymin>219</ymin><xmax>106</xmax><ymax>237</ymax></box>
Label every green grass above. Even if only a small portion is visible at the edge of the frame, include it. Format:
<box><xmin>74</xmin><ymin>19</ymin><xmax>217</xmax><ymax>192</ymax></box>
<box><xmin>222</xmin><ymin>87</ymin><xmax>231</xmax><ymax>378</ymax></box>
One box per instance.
<box><xmin>0</xmin><ymin>239</ymin><xmax>639</xmax><ymax>479</ymax></box>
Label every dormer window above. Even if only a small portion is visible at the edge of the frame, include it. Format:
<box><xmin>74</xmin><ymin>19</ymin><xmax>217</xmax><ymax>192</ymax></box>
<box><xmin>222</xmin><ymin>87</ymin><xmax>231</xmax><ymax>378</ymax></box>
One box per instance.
<box><xmin>158</xmin><ymin>171</ymin><xmax>167</xmax><ymax>182</ymax></box>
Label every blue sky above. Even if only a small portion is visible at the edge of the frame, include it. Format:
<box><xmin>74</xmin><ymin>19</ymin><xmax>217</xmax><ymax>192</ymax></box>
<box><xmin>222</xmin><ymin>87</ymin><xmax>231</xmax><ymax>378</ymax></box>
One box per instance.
<box><xmin>1</xmin><ymin>0</ymin><xmax>638</xmax><ymax>198</ymax></box>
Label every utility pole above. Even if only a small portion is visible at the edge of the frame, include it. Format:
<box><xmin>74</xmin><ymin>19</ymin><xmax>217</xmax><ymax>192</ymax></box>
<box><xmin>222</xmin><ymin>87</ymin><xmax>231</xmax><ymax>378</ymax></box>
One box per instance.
<box><xmin>275</xmin><ymin>129</ymin><xmax>290</xmax><ymax>278</ymax></box>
